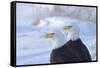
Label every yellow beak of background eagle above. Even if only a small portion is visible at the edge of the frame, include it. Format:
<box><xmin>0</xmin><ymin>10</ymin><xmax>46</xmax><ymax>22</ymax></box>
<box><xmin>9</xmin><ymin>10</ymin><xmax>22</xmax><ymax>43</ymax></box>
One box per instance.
<box><xmin>44</xmin><ymin>32</ymin><xmax>55</xmax><ymax>38</ymax></box>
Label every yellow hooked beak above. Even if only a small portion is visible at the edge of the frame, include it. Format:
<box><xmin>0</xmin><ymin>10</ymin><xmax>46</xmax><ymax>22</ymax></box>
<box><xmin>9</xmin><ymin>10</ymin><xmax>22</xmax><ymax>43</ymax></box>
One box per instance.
<box><xmin>44</xmin><ymin>32</ymin><xmax>55</xmax><ymax>38</ymax></box>
<box><xmin>63</xmin><ymin>25</ymin><xmax>72</xmax><ymax>30</ymax></box>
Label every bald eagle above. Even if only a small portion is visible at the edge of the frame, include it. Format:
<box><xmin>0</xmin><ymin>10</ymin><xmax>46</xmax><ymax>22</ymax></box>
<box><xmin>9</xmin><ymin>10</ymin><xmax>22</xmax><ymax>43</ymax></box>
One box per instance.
<box><xmin>44</xmin><ymin>23</ymin><xmax>92</xmax><ymax>64</ymax></box>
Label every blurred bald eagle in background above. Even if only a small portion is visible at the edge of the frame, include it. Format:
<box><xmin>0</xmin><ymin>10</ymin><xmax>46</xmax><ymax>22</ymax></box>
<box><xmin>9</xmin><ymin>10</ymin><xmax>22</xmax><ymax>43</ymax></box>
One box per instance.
<box><xmin>43</xmin><ymin>17</ymin><xmax>92</xmax><ymax>63</ymax></box>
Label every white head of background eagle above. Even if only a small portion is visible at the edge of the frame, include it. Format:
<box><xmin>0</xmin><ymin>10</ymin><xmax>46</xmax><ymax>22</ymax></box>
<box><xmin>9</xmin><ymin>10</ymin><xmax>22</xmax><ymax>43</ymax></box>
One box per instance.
<box><xmin>44</xmin><ymin>29</ymin><xmax>66</xmax><ymax>49</ymax></box>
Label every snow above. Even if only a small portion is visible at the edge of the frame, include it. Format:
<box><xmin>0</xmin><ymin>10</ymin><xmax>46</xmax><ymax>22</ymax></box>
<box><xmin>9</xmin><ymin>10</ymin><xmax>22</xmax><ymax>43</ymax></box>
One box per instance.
<box><xmin>16</xmin><ymin>19</ymin><xmax>96</xmax><ymax>65</ymax></box>
<box><xmin>16</xmin><ymin>3</ymin><xmax>97</xmax><ymax>65</ymax></box>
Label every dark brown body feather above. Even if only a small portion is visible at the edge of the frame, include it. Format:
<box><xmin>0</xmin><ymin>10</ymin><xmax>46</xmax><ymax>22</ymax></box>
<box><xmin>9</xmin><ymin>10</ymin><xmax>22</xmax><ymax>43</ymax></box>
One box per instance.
<box><xmin>50</xmin><ymin>38</ymin><xmax>92</xmax><ymax>64</ymax></box>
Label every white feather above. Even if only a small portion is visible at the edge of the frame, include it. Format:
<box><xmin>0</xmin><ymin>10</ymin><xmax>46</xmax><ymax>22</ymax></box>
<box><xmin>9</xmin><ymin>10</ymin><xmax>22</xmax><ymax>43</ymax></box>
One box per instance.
<box><xmin>49</xmin><ymin>23</ymin><xmax>80</xmax><ymax>49</ymax></box>
<box><xmin>46</xmin><ymin>30</ymin><xmax>67</xmax><ymax>49</ymax></box>
<box><xmin>67</xmin><ymin>23</ymin><xmax>80</xmax><ymax>41</ymax></box>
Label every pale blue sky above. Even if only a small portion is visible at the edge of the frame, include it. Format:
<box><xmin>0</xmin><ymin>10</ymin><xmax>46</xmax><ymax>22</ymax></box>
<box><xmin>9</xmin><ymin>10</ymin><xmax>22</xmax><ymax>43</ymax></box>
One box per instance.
<box><xmin>16</xmin><ymin>3</ymin><xmax>34</xmax><ymax>26</ymax></box>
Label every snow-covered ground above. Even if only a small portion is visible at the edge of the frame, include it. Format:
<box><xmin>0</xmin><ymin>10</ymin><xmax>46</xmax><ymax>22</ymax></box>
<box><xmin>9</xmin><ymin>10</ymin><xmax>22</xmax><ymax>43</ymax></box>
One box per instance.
<box><xmin>16</xmin><ymin>18</ymin><xmax>96</xmax><ymax>65</ymax></box>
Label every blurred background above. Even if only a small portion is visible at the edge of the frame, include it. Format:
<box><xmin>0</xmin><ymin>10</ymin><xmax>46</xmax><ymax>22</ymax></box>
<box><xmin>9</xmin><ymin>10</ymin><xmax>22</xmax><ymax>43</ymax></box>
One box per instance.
<box><xmin>17</xmin><ymin>3</ymin><xmax>96</xmax><ymax>26</ymax></box>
